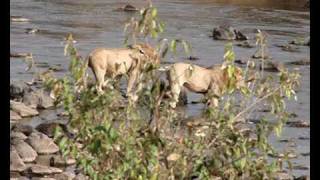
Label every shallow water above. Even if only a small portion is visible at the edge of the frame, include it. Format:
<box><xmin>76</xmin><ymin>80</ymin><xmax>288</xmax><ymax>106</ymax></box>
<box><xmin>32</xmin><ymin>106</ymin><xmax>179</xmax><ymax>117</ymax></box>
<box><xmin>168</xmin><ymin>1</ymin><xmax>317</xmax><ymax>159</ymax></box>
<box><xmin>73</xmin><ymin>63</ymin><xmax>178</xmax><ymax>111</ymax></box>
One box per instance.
<box><xmin>10</xmin><ymin>0</ymin><xmax>309</xmax><ymax>177</ymax></box>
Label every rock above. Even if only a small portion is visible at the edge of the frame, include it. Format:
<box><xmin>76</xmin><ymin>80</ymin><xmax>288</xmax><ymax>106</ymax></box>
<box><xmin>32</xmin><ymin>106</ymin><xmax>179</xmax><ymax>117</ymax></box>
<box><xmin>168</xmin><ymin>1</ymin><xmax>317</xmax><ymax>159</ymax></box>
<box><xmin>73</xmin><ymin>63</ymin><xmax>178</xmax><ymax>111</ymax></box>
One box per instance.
<box><xmin>117</xmin><ymin>4</ymin><xmax>139</xmax><ymax>11</ymax></box>
<box><xmin>11</xmin><ymin>139</ymin><xmax>38</xmax><ymax>163</ymax></box>
<box><xmin>289</xmin><ymin>37</ymin><xmax>309</xmax><ymax>46</ymax></box>
<box><xmin>26</xmin><ymin>132</ymin><xmax>59</xmax><ymax>154</ymax></box>
<box><xmin>235</xmin><ymin>41</ymin><xmax>254</xmax><ymax>48</ymax></box>
<box><xmin>36</xmin><ymin>155</ymin><xmax>76</xmax><ymax>167</ymax></box>
<box><xmin>234</xmin><ymin>59</ymin><xmax>247</xmax><ymax>65</ymax></box>
<box><xmin>187</xmin><ymin>56</ymin><xmax>199</xmax><ymax>61</ymax></box>
<box><xmin>10</xmin><ymin>110</ymin><xmax>22</xmax><ymax>121</ymax></box>
<box><xmin>23</xmin><ymin>89</ymin><xmax>54</xmax><ymax>109</ymax></box>
<box><xmin>286</xmin><ymin>120</ymin><xmax>310</xmax><ymax>128</ymax></box>
<box><xmin>11</xmin><ymin>124</ymin><xmax>34</xmax><ymax>136</ymax></box>
<box><xmin>74</xmin><ymin>173</ymin><xmax>89</xmax><ymax>180</ymax></box>
<box><xmin>36</xmin><ymin>122</ymin><xmax>72</xmax><ymax>138</ymax></box>
<box><xmin>10</xmin><ymin>100</ymin><xmax>39</xmax><ymax>117</ymax></box>
<box><xmin>32</xmin><ymin>178</ymin><xmax>56</xmax><ymax>180</ymax></box>
<box><xmin>294</xmin><ymin>175</ymin><xmax>309</xmax><ymax>180</ymax></box>
<box><xmin>10</xmin><ymin>81</ymin><xmax>32</xmax><ymax>100</ymax></box>
<box><xmin>276</xmin><ymin>44</ymin><xmax>300</xmax><ymax>52</ymax></box>
<box><xmin>286</xmin><ymin>59</ymin><xmax>310</xmax><ymax>66</ymax></box>
<box><xmin>26</xmin><ymin>164</ymin><xmax>62</xmax><ymax>175</ymax></box>
<box><xmin>212</xmin><ymin>25</ymin><xmax>248</xmax><ymax>41</ymax></box>
<box><xmin>292</xmin><ymin>164</ymin><xmax>309</xmax><ymax>170</ymax></box>
<box><xmin>54</xmin><ymin>171</ymin><xmax>76</xmax><ymax>180</ymax></box>
<box><xmin>11</xmin><ymin>131</ymin><xmax>28</xmax><ymax>140</ymax></box>
<box><xmin>260</xmin><ymin>61</ymin><xmax>284</xmax><ymax>72</ymax></box>
<box><xmin>10</xmin><ymin>53</ymin><xmax>32</xmax><ymax>58</ymax></box>
<box><xmin>10</xmin><ymin>16</ymin><xmax>30</xmax><ymax>22</ymax></box>
<box><xmin>48</xmin><ymin>65</ymin><xmax>64</xmax><ymax>72</ymax></box>
<box><xmin>10</xmin><ymin>176</ymin><xmax>29</xmax><ymax>180</ymax></box>
<box><xmin>10</xmin><ymin>146</ymin><xmax>27</xmax><ymax>172</ymax></box>
<box><xmin>273</xmin><ymin>172</ymin><xmax>293</xmax><ymax>180</ymax></box>
<box><xmin>25</xmin><ymin>28</ymin><xmax>39</xmax><ymax>34</ymax></box>
<box><xmin>252</xmin><ymin>50</ymin><xmax>271</xmax><ymax>59</ymax></box>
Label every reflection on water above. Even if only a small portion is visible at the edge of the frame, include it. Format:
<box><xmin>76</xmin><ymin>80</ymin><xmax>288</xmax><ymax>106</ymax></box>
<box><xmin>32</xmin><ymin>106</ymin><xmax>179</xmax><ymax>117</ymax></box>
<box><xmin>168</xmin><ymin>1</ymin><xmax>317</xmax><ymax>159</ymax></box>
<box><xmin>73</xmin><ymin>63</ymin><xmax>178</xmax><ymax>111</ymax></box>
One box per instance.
<box><xmin>10</xmin><ymin>0</ymin><xmax>309</xmax><ymax>177</ymax></box>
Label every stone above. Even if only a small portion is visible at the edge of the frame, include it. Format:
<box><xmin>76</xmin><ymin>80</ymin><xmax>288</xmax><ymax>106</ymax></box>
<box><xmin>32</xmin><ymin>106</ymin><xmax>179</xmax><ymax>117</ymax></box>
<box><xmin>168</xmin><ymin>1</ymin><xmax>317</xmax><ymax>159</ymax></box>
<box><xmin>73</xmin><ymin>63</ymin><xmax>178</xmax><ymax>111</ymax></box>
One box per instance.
<box><xmin>10</xmin><ymin>110</ymin><xmax>22</xmax><ymax>121</ymax></box>
<box><xmin>259</xmin><ymin>61</ymin><xmax>284</xmax><ymax>72</ymax></box>
<box><xmin>235</xmin><ymin>41</ymin><xmax>254</xmax><ymax>48</ymax></box>
<box><xmin>10</xmin><ymin>177</ymin><xmax>29</xmax><ymax>180</ymax></box>
<box><xmin>294</xmin><ymin>175</ymin><xmax>309</xmax><ymax>180</ymax></box>
<box><xmin>287</xmin><ymin>59</ymin><xmax>310</xmax><ymax>66</ymax></box>
<box><xmin>54</xmin><ymin>171</ymin><xmax>76</xmax><ymax>180</ymax></box>
<box><xmin>11</xmin><ymin>124</ymin><xmax>34</xmax><ymax>136</ymax></box>
<box><xmin>117</xmin><ymin>4</ymin><xmax>139</xmax><ymax>12</ymax></box>
<box><xmin>286</xmin><ymin>120</ymin><xmax>310</xmax><ymax>128</ymax></box>
<box><xmin>36</xmin><ymin>122</ymin><xmax>72</xmax><ymax>138</ymax></box>
<box><xmin>26</xmin><ymin>164</ymin><xmax>62</xmax><ymax>175</ymax></box>
<box><xmin>10</xmin><ymin>81</ymin><xmax>32</xmax><ymax>100</ymax></box>
<box><xmin>36</xmin><ymin>155</ymin><xmax>76</xmax><ymax>167</ymax></box>
<box><xmin>10</xmin><ymin>100</ymin><xmax>39</xmax><ymax>117</ymax></box>
<box><xmin>212</xmin><ymin>25</ymin><xmax>248</xmax><ymax>41</ymax></box>
<box><xmin>23</xmin><ymin>89</ymin><xmax>54</xmax><ymax>109</ymax></box>
<box><xmin>273</xmin><ymin>172</ymin><xmax>293</xmax><ymax>180</ymax></box>
<box><xmin>11</xmin><ymin>131</ymin><xmax>28</xmax><ymax>140</ymax></box>
<box><xmin>10</xmin><ymin>146</ymin><xmax>27</xmax><ymax>172</ymax></box>
<box><xmin>26</xmin><ymin>132</ymin><xmax>59</xmax><ymax>154</ymax></box>
<box><xmin>11</xmin><ymin>138</ymin><xmax>37</xmax><ymax>163</ymax></box>
<box><xmin>74</xmin><ymin>173</ymin><xmax>89</xmax><ymax>180</ymax></box>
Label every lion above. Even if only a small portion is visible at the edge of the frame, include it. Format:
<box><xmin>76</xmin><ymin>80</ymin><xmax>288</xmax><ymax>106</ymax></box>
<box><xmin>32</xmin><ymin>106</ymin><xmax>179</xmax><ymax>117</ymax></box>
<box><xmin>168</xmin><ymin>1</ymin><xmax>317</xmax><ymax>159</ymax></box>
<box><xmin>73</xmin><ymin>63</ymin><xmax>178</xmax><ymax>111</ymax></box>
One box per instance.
<box><xmin>167</xmin><ymin>62</ymin><xmax>250</xmax><ymax>108</ymax></box>
<box><xmin>87</xmin><ymin>43</ymin><xmax>160</xmax><ymax>100</ymax></box>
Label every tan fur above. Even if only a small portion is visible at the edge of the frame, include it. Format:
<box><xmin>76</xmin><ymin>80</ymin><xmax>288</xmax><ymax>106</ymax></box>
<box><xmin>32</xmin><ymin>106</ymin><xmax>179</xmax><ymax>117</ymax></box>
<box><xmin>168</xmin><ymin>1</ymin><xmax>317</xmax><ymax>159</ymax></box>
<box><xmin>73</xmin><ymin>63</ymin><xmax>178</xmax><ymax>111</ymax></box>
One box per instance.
<box><xmin>87</xmin><ymin>43</ymin><xmax>160</xmax><ymax>100</ymax></box>
<box><xmin>167</xmin><ymin>63</ymin><xmax>245</xmax><ymax>108</ymax></box>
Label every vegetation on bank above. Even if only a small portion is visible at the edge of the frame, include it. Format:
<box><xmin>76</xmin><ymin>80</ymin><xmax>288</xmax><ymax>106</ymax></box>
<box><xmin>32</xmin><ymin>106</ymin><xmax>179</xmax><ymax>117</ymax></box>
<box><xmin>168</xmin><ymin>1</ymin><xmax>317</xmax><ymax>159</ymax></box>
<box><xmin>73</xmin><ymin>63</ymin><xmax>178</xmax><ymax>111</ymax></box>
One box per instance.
<box><xmin>28</xmin><ymin>2</ymin><xmax>301</xmax><ymax>179</ymax></box>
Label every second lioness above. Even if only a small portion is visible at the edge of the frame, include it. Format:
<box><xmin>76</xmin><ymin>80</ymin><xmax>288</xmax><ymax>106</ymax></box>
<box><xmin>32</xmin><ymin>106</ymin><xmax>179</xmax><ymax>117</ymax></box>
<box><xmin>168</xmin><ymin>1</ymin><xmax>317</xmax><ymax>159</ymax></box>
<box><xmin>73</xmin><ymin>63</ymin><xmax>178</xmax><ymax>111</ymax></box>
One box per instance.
<box><xmin>87</xmin><ymin>43</ymin><xmax>160</xmax><ymax>99</ymax></box>
<box><xmin>167</xmin><ymin>62</ymin><xmax>248</xmax><ymax>108</ymax></box>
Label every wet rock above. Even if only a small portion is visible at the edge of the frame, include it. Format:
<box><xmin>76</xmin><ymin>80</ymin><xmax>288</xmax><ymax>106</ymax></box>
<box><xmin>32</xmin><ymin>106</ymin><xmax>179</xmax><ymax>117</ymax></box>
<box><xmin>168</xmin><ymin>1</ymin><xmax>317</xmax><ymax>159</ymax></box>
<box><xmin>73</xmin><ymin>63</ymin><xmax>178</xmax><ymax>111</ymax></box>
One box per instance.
<box><xmin>34</xmin><ymin>62</ymin><xmax>50</xmax><ymax>68</ymax></box>
<box><xmin>187</xmin><ymin>56</ymin><xmax>200</xmax><ymax>61</ymax></box>
<box><xmin>54</xmin><ymin>171</ymin><xmax>76</xmax><ymax>180</ymax></box>
<box><xmin>36</xmin><ymin>155</ymin><xmax>76</xmax><ymax>167</ymax></box>
<box><xmin>26</xmin><ymin>164</ymin><xmax>62</xmax><ymax>175</ymax></box>
<box><xmin>48</xmin><ymin>65</ymin><xmax>64</xmax><ymax>72</ymax></box>
<box><xmin>235</xmin><ymin>41</ymin><xmax>254</xmax><ymax>48</ymax></box>
<box><xmin>10</xmin><ymin>100</ymin><xmax>39</xmax><ymax>117</ymax></box>
<box><xmin>26</xmin><ymin>132</ymin><xmax>59</xmax><ymax>155</ymax></box>
<box><xmin>273</xmin><ymin>172</ymin><xmax>293</xmax><ymax>180</ymax></box>
<box><xmin>294</xmin><ymin>175</ymin><xmax>309</xmax><ymax>180</ymax></box>
<box><xmin>298</xmin><ymin>136</ymin><xmax>309</xmax><ymax>140</ymax></box>
<box><xmin>289</xmin><ymin>37</ymin><xmax>310</xmax><ymax>46</ymax></box>
<box><xmin>286</xmin><ymin>59</ymin><xmax>310</xmax><ymax>66</ymax></box>
<box><xmin>286</xmin><ymin>120</ymin><xmax>310</xmax><ymax>128</ymax></box>
<box><xmin>275</xmin><ymin>44</ymin><xmax>300</xmax><ymax>52</ymax></box>
<box><xmin>116</xmin><ymin>4</ymin><xmax>139</xmax><ymax>12</ymax></box>
<box><xmin>11</xmin><ymin>16</ymin><xmax>30</xmax><ymax>22</ymax></box>
<box><xmin>25</xmin><ymin>28</ymin><xmax>39</xmax><ymax>34</ymax></box>
<box><xmin>11</xmin><ymin>131</ymin><xmax>28</xmax><ymax>140</ymax></box>
<box><xmin>23</xmin><ymin>89</ymin><xmax>54</xmax><ymax>109</ymax></box>
<box><xmin>10</xmin><ymin>53</ymin><xmax>32</xmax><ymax>58</ymax></box>
<box><xmin>36</xmin><ymin>122</ymin><xmax>73</xmax><ymax>138</ymax></box>
<box><xmin>74</xmin><ymin>173</ymin><xmax>89</xmax><ymax>180</ymax></box>
<box><xmin>292</xmin><ymin>164</ymin><xmax>309</xmax><ymax>170</ymax></box>
<box><xmin>11</xmin><ymin>124</ymin><xmax>34</xmax><ymax>136</ymax></box>
<box><xmin>212</xmin><ymin>25</ymin><xmax>248</xmax><ymax>41</ymax></box>
<box><xmin>234</xmin><ymin>59</ymin><xmax>247</xmax><ymax>65</ymax></box>
<box><xmin>10</xmin><ymin>176</ymin><xmax>29</xmax><ymax>180</ymax></box>
<box><xmin>10</xmin><ymin>146</ymin><xmax>27</xmax><ymax>172</ymax></box>
<box><xmin>259</xmin><ymin>61</ymin><xmax>284</xmax><ymax>72</ymax></box>
<box><xmin>11</xmin><ymin>139</ymin><xmax>38</xmax><ymax>163</ymax></box>
<box><xmin>252</xmin><ymin>50</ymin><xmax>271</xmax><ymax>59</ymax></box>
<box><xmin>10</xmin><ymin>81</ymin><xmax>32</xmax><ymax>100</ymax></box>
<box><xmin>11</xmin><ymin>110</ymin><xmax>22</xmax><ymax>121</ymax></box>
<box><xmin>300</xmin><ymin>152</ymin><xmax>310</xmax><ymax>156</ymax></box>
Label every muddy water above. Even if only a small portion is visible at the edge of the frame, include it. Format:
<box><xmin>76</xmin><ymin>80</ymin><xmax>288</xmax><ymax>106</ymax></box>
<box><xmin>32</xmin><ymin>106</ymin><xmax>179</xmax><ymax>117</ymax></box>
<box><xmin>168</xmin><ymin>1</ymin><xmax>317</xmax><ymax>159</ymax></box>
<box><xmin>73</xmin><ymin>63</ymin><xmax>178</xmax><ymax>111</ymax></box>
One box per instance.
<box><xmin>10</xmin><ymin>0</ymin><xmax>309</xmax><ymax>177</ymax></box>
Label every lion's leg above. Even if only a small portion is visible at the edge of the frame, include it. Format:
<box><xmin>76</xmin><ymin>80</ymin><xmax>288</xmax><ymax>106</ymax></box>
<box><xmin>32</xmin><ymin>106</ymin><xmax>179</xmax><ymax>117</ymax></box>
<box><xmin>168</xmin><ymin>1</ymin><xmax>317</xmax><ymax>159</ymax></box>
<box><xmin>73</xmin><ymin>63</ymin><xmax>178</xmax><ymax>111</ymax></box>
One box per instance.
<box><xmin>207</xmin><ymin>83</ymin><xmax>221</xmax><ymax>108</ymax></box>
<box><xmin>94</xmin><ymin>68</ymin><xmax>105</xmax><ymax>94</ymax></box>
<box><xmin>169</xmin><ymin>80</ymin><xmax>183</xmax><ymax>109</ymax></box>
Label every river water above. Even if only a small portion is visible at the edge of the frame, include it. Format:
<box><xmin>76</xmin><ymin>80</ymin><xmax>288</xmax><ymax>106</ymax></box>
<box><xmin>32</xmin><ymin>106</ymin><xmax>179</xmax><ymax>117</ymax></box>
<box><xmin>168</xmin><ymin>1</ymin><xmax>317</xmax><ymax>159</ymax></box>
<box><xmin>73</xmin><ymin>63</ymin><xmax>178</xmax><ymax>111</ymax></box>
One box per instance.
<box><xmin>10</xmin><ymin>0</ymin><xmax>309</xmax><ymax>177</ymax></box>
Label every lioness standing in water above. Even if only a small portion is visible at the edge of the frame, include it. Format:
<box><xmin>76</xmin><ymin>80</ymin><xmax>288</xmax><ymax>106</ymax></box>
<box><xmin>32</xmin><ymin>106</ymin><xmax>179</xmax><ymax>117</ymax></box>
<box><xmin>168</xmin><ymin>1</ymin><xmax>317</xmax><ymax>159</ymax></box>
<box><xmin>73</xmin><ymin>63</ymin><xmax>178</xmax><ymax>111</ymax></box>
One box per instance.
<box><xmin>167</xmin><ymin>62</ymin><xmax>248</xmax><ymax>108</ymax></box>
<box><xmin>87</xmin><ymin>43</ymin><xmax>160</xmax><ymax>100</ymax></box>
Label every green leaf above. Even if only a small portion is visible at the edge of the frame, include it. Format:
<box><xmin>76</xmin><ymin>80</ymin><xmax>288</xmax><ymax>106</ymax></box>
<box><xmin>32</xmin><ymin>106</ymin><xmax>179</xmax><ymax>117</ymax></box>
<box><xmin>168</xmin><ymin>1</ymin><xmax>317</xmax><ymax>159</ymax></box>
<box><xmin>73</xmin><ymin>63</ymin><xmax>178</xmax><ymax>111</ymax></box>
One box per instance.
<box><xmin>170</xmin><ymin>39</ymin><xmax>177</xmax><ymax>53</ymax></box>
<box><xmin>151</xmin><ymin>8</ymin><xmax>158</xmax><ymax>18</ymax></box>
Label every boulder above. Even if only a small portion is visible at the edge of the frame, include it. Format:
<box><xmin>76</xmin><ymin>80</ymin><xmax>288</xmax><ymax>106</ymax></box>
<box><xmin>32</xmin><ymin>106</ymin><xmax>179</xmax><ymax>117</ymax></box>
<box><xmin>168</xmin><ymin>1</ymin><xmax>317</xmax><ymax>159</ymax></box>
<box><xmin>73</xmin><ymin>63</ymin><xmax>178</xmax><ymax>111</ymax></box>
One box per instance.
<box><xmin>116</xmin><ymin>4</ymin><xmax>139</xmax><ymax>12</ymax></box>
<box><xmin>10</xmin><ymin>110</ymin><xmax>22</xmax><ymax>121</ymax></box>
<box><xmin>10</xmin><ymin>81</ymin><xmax>32</xmax><ymax>100</ymax></box>
<box><xmin>212</xmin><ymin>25</ymin><xmax>248</xmax><ymax>41</ymax></box>
<box><xmin>10</xmin><ymin>100</ymin><xmax>39</xmax><ymax>117</ymax></box>
<box><xmin>54</xmin><ymin>171</ymin><xmax>76</xmax><ymax>180</ymax></box>
<box><xmin>10</xmin><ymin>146</ymin><xmax>27</xmax><ymax>172</ymax></box>
<box><xmin>26</xmin><ymin>132</ymin><xmax>59</xmax><ymax>154</ymax></box>
<box><xmin>23</xmin><ymin>89</ymin><xmax>54</xmax><ymax>109</ymax></box>
<box><xmin>36</xmin><ymin>122</ymin><xmax>72</xmax><ymax>138</ymax></box>
<box><xmin>11</xmin><ymin>124</ymin><xmax>34</xmax><ymax>136</ymax></box>
<box><xmin>11</xmin><ymin>131</ymin><xmax>28</xmax><ymax>140</ymax></box>
<box><xmin>11</xmin><ymin>138</ymin><xmax>37</xmax><ymax>163</ymax></box>
<box><xmin>26</xmin><ymin>164</ymin><xmax>62</xmax><ymax>175</ymax></box>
